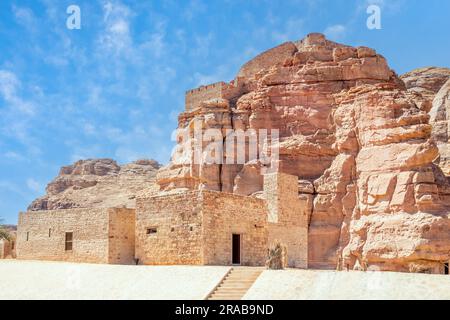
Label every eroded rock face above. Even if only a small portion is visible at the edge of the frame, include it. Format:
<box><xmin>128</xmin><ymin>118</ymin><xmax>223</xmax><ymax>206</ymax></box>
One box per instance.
<box><xmin>430</xmin><ymin>79</ymin><xmax>450</xmax><ymax>175</ymax></box>
<box><xmin>28</xmin><ymin>159</ymin><xmax>161</xmax><ymax>211</ymax></box>
<box><xmin>401</xmin><ymin>67</ymin><xmax>450</xmax><ymax>99</ymax></box>
<box><xmin>159</xmin><ymin>33</ymin><xmax>450</xmax><ymax>272</ymax></box>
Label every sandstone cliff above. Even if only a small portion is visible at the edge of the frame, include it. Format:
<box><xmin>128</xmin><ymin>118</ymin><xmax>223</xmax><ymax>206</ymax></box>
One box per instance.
<box><xmin>430</xmin><ymin>79</ymin><xmax>450</xmax><ymax>175</ymax></box>
<box><xmin>401</xmin><ymin>67</ymin><xmax>450</xmax><ymax>175</ymax></box>
<box><xmin>28</xmin><ymin>159</ymin><xmax>161</xmax><ymax>211</ymax></box>
<box><xmin>401</xmin><ymin>67</ymin><xmax>450</xmax><ymax>99</ymax></box>
<box><xmin>159</xmin><ymin>33</ymin><xmax>450</xmax><ymax>272</ymax></box>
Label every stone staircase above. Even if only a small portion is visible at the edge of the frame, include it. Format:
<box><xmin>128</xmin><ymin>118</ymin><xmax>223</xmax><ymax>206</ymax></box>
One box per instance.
<box><xmin>207</xmin><ymin>267</ymin><xmax>263</xmax><ymax>300</ymax></box>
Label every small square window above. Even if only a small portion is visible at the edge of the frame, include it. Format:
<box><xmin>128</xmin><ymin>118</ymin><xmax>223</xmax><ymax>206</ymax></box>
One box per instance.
<box><xmin>147</xmin><ymin>228</ymin><xmax>157</xmax><ymax>235</ymax></box>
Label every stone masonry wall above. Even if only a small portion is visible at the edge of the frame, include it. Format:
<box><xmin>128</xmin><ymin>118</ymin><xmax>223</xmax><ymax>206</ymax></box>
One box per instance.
<box><xmin>108</xmin><ymin>208</ymin><xmax>135</xmax><ymax>264</ymax></box>
<box><xmin>201</xmin><ymin>191</ymin><xmax>268</xmax><ymax>266</ymax></box>
<box><xmin>185</xmin><ymin>82</ymin><xmax>226</xmax><ymax>111</ymax></box>
<box><xmin>135</xmin><ymin>191</ymin><xmax>204</xmax><ymax>265</ymax></box>
<box><xmin>185</xmin><ymin>81</ymin><xmax>244</xmax><ymax>111</ymax></box>
<box><xmin>17</xmin><ymin>208</ymin><xmax>110</xmax><ymax>263</ymax></box>
<box><xmin>264</xmin><ymin>173</ymin><xmax>308</xmax><ymax>268</ymax></box>
<box><xmin>16</xmin><ymin>208</ymin><xmax>135</xmax><ymax>264</ymax></box>
<box><xmin>136</xmin><ymin>190</ymin><xmax>269</xmax><ymax>266</ymax></box>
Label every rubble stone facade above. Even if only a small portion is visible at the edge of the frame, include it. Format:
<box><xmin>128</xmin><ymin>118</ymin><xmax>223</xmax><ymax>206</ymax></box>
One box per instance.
<box><xmin>16</xmin><ymin>208</ymin><xmax>135</xmax><ymax>264</ymax></box>
<box><xmin>135</xmin><ymin>172</ymin><xmax>307</xmax><ymax>267</ymax></box>
<box><xmin>185</xmin><ymin>79</ymin><xmax>244</xmax><ymax>111</ymax></box>
<box><xmin>17</xmin><ymin>173</ymin><xmax>308</xmax><ymax>268</ymax></box>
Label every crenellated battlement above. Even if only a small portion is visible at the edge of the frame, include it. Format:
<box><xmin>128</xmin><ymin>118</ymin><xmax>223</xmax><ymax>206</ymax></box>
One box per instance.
<box><xmin>185</xmin><ymin>78</ymin><xmax>245</xmax><ymax>111</ymax></box>
<box><xmin>186</xmin><ymin>81</ymin><xmax>227</xmax><ymax>95</ymax></box>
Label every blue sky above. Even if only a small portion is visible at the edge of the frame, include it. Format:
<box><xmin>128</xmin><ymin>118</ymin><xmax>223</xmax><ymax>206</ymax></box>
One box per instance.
<box><xmin>0</xmin><ymin>0</ymin><xmax>449</xmax><ymax>224</ymax></box>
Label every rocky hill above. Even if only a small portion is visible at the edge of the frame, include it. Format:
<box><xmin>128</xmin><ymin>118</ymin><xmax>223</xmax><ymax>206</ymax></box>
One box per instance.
<box><xmin>158</xmin><ymin>33</ymin><xmax>450</xmax><ymax>272</ymax></box>
<box><xmin>28</xmin><ymin>159</ymin><xmax>161</xmax><ymax>211</ymax></box>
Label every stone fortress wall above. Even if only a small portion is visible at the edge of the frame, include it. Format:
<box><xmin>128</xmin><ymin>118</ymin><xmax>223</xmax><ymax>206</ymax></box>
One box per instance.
<box><xmin>185</xmin><ymin>79</ymin><xmax>245</xmax><ymax>112</ymax></box>
<box><xmin>184</xmin><ymin>40</ymin><xmax>300</xmax><ymax>112</ymax></box>
<box><xmin>108</xmin><ymin>208</ymin><xmax>136</xmax><ymax>265</ymax></box>
<box><xmin>15</xmin><ymin>172</ymin><xmax>309</xmax><ymax>268</ymax></box>
<box><xmin>135</xmin><ymin>191</ymin><xmax>204</xmax><ymax>265</ymax></box>
<box><xmin>135</xmin><ymin>190</ymin><xmax>269</xmax><ymax>266</ymax></box>
<box><xmin>17</xmin><ymin>208</ymin><xmax>135</xmax><ymax>264</ymax></box>
<box><xmin>199</xmin><ymin>191</ymin><xmax>268</xmax><ymax>266</ymax></box>
<box><xmin>264</xmin><ymin>173</ymin><xmax>309</xmax><ymax>269</ymax></box>
<box><xmin>135</xmin><ymin>172</ymin><xmax>308</xmax><ymax>268</ymax></box>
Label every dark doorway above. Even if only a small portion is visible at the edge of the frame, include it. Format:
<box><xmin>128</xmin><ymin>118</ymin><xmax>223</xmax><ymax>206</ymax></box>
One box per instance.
<box><xmin>232</xmin><ymin>234</ymin><xmax>241</xmax><ymax>265</ymax></box>
<box><xmin>445</xmin><ymin>263</ymin><xmax>449</xmax><ymax>275</ymax></box>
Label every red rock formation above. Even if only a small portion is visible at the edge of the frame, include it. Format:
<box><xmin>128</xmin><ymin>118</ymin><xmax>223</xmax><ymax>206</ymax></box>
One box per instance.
<box><xmin>159</xmin><ymin>33</ymin><xmax>450</xmax><ymax>272</ymax></box>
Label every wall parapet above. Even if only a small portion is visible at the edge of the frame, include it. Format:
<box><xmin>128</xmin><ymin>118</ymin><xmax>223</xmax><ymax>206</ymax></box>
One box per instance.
<box><xmin>185</xmin><ymin>79</ymin><xmax>245</xmax><ymax>111</ymax></box>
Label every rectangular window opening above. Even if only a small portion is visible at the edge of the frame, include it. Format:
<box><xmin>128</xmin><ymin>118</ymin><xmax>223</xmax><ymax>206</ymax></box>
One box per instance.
<box><xmin>26</xmin><ymin>232</ymin><xmax>29</xmax><ymax>241</ymax></box>
<box><xmin>147</xmin><ymin>228</ymin><xmax>157</xmax><ymax>235</ymax></box>
<box><xmin>65</xmin><ymin>232</ymin><xmax>73</xmax><ymax>251</ymax></box>
<box><xmin>445</xmin><ymin>262</ymin><xmax>449</xmax><ymax>275</ymax></box>
<box><xmin>49</xmin><ymin>228</ymin><xmax>52</xmax><ymax>238</ymax></box>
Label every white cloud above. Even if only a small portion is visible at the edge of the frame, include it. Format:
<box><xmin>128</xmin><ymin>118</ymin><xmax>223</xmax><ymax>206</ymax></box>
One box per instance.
<box><xmin>12</xmin><ymin>5</ymin><xmax>38</xmax><ymax>32</ymax></box>
<box><xmin>0</xmin><ymin>71</ymin><xmax>20</xmax><ymax>100</ymax></box>
<box><xmin>0</xmin><ymin>70</ymin><xmax>36</xmax><ymax>116</ymax></box>
<box><xmin>82</xmin><ymin>122</ymin><xmax>96</xmax><ymax>136</ymax></box>
<box><xmin>0</xmin><ymin>181</ymin><xmax>26</xmax><ymax>197</ymax></box>
<box><xmin>183</xmin><ymin>0</ymin><xmax>207</xmax><ymax>21</ymax></box>
<box><xmin>3</xmin><ymin>151</ymin><xmax>26</xmax><ymax>162</ymax></box>
<box><xmin>272</xmin><ymin>17</ymin><xmax>304</xmax><ymax>43</ymax></box>
<box><xmin>26</xmin><ymin>178</ymin><xmax>42</xmax><ymax>193</ymax></box>
<box><xmin>98</xmin><ymin>1</ymin><xmax>134</xmax><ymax>56</ymax></box>
<box><xmin>324</xmin><ymin>24</ymin><xmax>347</xmax><ymax>40</ymax></box>
<box><xmin>191</xmin><ymin>32</ymin><xmax>215</xmax><ymax>59</ymax></box>
<box><xmin>193</xmin><ymin>64</ymin><xmax>234</xmax><ymax>87</ymax></box>
<box><xmin>69</xmin><ymin>144</ymin><xmax>105</xmax><ymax>163</ymax></box>
<box><xmin>139</xmin><ymin>20</ymin><xmax>168</xmax><ymax>59</ymax></box>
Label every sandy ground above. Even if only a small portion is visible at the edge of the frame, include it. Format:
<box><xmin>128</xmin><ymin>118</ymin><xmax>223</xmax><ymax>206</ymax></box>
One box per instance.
<box><xmin>243</xmin><ymin>269</ymin><xmax>450</xmax><ymax>300</ymax></box>
<box><xmin>2</xmin><ymin>261</ymin><xmax>450</xmax><ymax>300</ymax></box>
<box><xmin>0</xmin><ymin>260</ymin><xmax>230</xmax><ymax>300</ymax></box>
